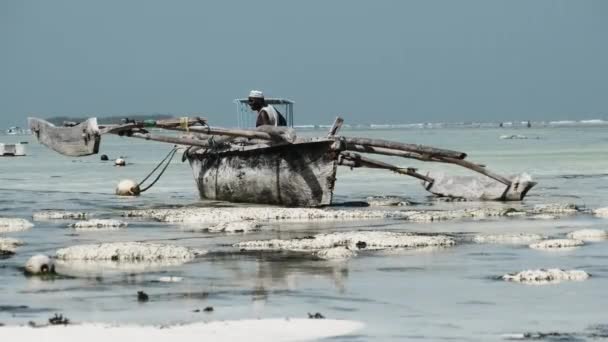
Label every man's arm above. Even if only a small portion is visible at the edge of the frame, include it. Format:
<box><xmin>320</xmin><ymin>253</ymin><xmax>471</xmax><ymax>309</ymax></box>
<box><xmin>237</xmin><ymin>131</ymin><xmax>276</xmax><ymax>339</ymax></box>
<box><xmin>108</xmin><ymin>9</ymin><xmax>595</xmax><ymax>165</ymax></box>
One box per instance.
<box><xmin>256</xmin><ymin>110</ymin><xmax>271</xmax><ymax>127</ymax></box>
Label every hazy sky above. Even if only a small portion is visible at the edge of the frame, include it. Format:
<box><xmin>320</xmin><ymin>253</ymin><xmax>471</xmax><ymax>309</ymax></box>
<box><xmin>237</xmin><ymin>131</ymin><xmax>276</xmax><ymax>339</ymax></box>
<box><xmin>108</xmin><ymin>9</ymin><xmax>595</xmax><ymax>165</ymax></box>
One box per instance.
<box><xmin>1</xmin><ymin>0</ymin><xmax>607</xmax><ymax>128</ymax></box>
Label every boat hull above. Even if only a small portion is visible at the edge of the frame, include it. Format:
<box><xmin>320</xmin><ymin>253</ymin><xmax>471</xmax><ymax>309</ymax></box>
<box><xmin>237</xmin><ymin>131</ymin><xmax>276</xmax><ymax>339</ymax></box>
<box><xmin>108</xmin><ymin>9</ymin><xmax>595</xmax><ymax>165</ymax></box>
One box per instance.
<box><xmin>187</xmin><ymin>140</ymin><xmax>339</xmax><ymax>207</ymax></box>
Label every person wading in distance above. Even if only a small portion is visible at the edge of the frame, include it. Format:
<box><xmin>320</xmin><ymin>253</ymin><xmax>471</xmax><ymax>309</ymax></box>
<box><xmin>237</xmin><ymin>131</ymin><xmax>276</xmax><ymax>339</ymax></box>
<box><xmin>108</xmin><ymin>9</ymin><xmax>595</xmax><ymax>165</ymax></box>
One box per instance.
<box><xmin>247</xmin><ymin>90</ymin><xmax>287</xmax><ymax>127</ymax></box>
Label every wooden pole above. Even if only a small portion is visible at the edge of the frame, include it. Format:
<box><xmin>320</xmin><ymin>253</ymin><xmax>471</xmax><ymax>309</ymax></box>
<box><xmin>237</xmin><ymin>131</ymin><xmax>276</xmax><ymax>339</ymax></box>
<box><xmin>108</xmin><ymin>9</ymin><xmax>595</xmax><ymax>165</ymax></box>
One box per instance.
<box><xmin>342</xmin><ymin>137</ymin><xmax>467</xmax><ymax>159</ymax></box>
<box><xmin>339</xmin><ymin>151</ymin><xmax>434</xmax><ymax>183</ymax></box>
<box><xmin>434</xmin><ymin>156</ymin><xmax>511</xmax><ymax>186</ymax></box>
<box><xmin>345</xmin><ymin>143</ymin><xmax>430</xmax><ymax>160</ymax></box>
<box><xmin>328</xmin><ymin>117</ymin><xmax>344</xmax><ymax>137</ymax></box>
<box><xmin>344</xmin><ymin>144</ymin><xmax>511</xmax><ymax>186</ymax></box>
<box><xmin>129</xmin><ymin>132</ymin><xmax>211</xmax><ymax>148</ymax></box>
<box><xmin>163</xmin><ymin>126</ymin><xmax>289</xmax><ymax>141</ymax></box>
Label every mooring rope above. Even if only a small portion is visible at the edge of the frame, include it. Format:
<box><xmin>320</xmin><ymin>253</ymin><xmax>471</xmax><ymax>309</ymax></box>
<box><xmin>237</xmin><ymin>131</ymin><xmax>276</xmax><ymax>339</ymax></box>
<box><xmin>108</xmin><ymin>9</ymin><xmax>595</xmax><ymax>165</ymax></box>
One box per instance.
<box><xmin>138</xmin><ymin>146</ymin><xmax>178</xmax><ymax>193</ymax></box>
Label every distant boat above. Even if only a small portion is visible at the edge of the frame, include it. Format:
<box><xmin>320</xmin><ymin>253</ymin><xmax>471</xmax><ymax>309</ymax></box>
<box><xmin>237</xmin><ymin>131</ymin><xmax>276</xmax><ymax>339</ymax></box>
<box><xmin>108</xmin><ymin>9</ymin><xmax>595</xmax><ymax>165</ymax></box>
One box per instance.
<box><xmin>0</xmin><ymin>143</ymin><xmax>27</xmax><ymax>156</ymax></box>
<box><xmin>6</xmin><ymin>127</ymin><xmax>19</xmax><ymax>135</ymax></box>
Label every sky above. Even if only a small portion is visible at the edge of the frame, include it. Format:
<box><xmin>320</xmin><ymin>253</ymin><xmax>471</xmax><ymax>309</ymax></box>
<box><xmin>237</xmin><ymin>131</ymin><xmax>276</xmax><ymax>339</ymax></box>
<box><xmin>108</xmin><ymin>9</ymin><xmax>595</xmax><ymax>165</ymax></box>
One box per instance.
<box><xmin>1</xmin><ymin>0</ymin><xmax>607</xmax><ymax>128</ymax></box>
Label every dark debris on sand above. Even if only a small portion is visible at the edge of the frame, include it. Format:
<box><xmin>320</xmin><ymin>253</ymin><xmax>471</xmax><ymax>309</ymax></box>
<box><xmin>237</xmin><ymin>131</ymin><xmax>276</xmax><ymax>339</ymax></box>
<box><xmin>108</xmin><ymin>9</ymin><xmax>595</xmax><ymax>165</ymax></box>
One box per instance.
<box><xmin>203</xmin><ymin>306</ymin><xmax>214</xmax><ymax>313</ymax></box>
<box><xmin>137</xmin><ymin>291</ymin><xmax>149</xmax><ymax>302</ymax></box>
<box><xmin>308</xmin><ymin>312</ymin><xmax>325</xmax><ymax>319</ymax></box>
<box><xmin>505</xmin><ymin>324</ymin><xmax>608</xmax><ymax>341</ymax></box>
<box><xmin>48</xmin><ymin>313</ymin><xmax>69</xmax><ymax>325</ymax></box>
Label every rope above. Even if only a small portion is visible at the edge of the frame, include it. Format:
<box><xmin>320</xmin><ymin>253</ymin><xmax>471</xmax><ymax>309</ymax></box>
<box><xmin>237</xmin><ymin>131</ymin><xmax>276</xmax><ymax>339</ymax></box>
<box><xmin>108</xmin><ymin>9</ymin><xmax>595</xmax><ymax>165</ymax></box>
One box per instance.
<box><xmin>138</xmin><ymin>147</ymin><xmax>178</xmax><ymax>193</ymax></box>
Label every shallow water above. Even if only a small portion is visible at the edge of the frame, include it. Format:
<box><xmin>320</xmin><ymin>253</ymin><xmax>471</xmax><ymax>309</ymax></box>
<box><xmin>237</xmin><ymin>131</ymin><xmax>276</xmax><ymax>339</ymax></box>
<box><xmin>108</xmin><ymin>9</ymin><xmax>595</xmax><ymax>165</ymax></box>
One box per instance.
<box><xmin>2</xmin><ymin>126</ymin><xmax>608</xmax><ymax>340</ymax></box>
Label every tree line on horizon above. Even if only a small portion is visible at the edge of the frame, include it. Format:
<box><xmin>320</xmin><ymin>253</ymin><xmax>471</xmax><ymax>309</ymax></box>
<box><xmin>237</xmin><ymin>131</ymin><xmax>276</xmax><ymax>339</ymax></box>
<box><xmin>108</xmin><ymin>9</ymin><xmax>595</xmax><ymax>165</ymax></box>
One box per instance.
<box><xmin>45</xmin><ymin>114</ymin><xmax>175</xmax><ymax>126</ymax></box>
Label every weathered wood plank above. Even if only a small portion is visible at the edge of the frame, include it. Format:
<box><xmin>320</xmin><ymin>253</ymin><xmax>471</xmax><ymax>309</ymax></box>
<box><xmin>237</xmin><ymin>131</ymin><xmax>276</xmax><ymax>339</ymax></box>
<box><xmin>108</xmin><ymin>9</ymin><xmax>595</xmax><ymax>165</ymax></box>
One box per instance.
<box><xmin>28</xmin><ymin>117</ymin><xmax>100</xmax><ymax>156</ymax></box>
<box><xmin>343</xmin><ymin>137</ymin><xmax>467</xmax><ymax>159</ymax></box>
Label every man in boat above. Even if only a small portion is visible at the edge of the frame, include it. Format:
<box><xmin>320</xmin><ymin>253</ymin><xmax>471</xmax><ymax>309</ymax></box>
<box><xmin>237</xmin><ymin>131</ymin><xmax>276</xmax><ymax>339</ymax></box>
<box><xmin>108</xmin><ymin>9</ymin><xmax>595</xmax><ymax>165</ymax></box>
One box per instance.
<box><xmin>248</xmin><ymin>90</ymin><xmax>287</xmax><ymax>127</ymax></box>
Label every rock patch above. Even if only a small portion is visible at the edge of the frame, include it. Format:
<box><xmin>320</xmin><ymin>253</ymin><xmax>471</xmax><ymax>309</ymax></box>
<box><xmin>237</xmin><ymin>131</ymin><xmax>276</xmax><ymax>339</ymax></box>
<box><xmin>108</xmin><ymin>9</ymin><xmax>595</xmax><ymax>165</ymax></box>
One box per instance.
<box><xmin>532</xmin><ymin>203</ymin><xmax>581</xmax><ymax>215</ymax></box>
<box><xmin>566</xmin><ymin>229</ymin><xmax>608</xmax><ymax>241</ymax></box>
<box><xmin>125</xmin><ymin>207</ymin><xmax>412</xmax><ymax>223</ymax></box>
<box><xmin>529</xmin><ymin>239</ymin><xmax>584</xmax><ymax>250</ymax></box>
<box><xmin>314</xmin><ymin>246</ymin><xmax>358</xmax><ymax>260</ymax></box>
<box><xmin>0</xmin><ymin>218</ymin><xmax>34</xmax><ymax>233</ymax></box>
<box><xmin>366</xmin><ymin>196</ymin><xmax>412</xmax><ymax>207</ymax></box>
<box><xmin>593</xmin><ymin>207</ymin><xmax>608</xmax><ymax>218</ymax></box>
<box><xmin>472</xmin><ymin>233</ymin><xmax>544</xmax><ymax>244</ymax></box>
<box><xmin>502</xmin><ymin>269</ymin><xmax>589</xmax><ymax>284</ymax></box>
<box><xmin>55</xmin><ymin>242</ymin><xmax>205</xmax><ymax>262</ymax></box>
<box><xmin>207</xmin><ymin>220</ymin><xmax>261</xmax><ymax>233</ymax></box>
<box><xmin>67</xmin><ymin>219</ymin><xmax>128</xmax><ymax>230</ymax></box>
<box><xmin>0</xmin><ymin>237</ymin><xmax>23</xmax><ymax>254</ymax></box>
<box><xmin>33</xmin><ymin>211</ymin><xmax>88</xmax><ymax>221</ymax></box>
<box><xmin>235</xmin><ymin>231</ymin><xmax>455</xmax><ymax>253</ymax></box>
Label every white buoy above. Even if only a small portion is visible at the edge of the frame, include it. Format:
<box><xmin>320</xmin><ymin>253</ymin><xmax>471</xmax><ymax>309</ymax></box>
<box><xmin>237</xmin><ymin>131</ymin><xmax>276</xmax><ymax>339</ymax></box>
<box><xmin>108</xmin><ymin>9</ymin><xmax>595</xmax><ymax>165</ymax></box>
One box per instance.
<box><xmin>116</xmin><ymin>179</ymin><xmax>141</xmax><ymax>196</ymax></box>
<box><xmin>25</xmin><ymin>254</ymin><xmax>55</xmax><ymax>275</ymax></box>
<box><xmin>114</xmin><ymin>158</ymin><xmax>126</xmax><ymax>166</ymax></box>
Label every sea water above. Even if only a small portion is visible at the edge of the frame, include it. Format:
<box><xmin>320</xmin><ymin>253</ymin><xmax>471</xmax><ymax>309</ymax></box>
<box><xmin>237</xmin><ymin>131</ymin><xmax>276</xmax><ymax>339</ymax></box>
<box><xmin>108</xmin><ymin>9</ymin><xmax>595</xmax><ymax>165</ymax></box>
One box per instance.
<box><xmin>1</xmin><ymin>125</ymin><xmax>608</xmax><ymax>341</ymax></box>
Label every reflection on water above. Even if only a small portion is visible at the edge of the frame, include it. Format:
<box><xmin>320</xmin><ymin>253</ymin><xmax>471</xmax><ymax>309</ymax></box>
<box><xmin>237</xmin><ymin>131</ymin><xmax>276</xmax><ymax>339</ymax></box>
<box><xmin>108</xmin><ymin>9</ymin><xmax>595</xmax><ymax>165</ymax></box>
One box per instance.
<box><xmin>2</xmin><ymin>127</ymin><xmax>608</xmax><ymax>340</ymax></box>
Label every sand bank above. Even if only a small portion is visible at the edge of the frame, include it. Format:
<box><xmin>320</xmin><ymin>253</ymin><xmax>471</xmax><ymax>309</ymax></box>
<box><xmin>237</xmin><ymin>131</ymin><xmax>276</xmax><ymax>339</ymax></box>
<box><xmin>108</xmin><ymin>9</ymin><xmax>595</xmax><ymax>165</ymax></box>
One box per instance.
<box><xmin>0</xmin><ymin>217</ymin><xmax>34</xmax><ymax>233</ymax></box>
<box><xmin>529</xmin><ymin>239</ymin><xmax>585</xmax><ymax>249</ymax></box>
<box><xmin>472</xmin><ymin>233</ymin><xmax>544</xmax><ymax>244</ymax></box>
<box><xmin>68</xmin><ymin>219</ymin><xmax>128</xmax><ymax>230</ymax></box>
<box><xmin>0</xmin><ymin>319</ymin><xmax>364</xmax><ymax>342</ymax></box>
<box><xmin>235</xmin><ymin>231</ymin><xmax>455</xmax><ymax>252</ymax></box>
<box><xmin>566</xmin><ymin>229</ymin><xmax>608</xmax><ymax>241</ymax></box>
<box><xmin>503</xmin><ymin>269</ymin><xmax>589</xmax><ymax>284</ymax></box>
<box><xmin>0</xmin><ymin>237</ymin><xmax>23</xmax><ymax>254</ymax></box>
<box><xmin>33</xmin><ymin>211</ymin><xmax>88</xmax><ymax>221</ymax></box>
<box><xmin>55</xmin><ymin>242</ymin><xmax>205</xmax><ymax>261</ymax></box>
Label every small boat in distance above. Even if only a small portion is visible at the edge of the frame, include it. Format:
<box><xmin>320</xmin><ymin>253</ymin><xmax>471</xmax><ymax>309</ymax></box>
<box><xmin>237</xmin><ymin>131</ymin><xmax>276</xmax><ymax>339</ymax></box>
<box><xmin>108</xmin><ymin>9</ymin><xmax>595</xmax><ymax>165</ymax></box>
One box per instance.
<box><xmin>0</xmin><ymin>143</ymin><xmax>27</xmax><ymax>156</ymax></box>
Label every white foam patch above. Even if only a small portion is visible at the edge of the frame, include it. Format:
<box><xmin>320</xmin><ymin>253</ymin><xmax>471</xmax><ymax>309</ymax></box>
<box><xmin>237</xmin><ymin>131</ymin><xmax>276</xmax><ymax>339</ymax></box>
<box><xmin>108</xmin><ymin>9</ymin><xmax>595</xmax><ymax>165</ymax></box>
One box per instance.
<box><xmin>158</xmin><ymin>276</ymin><xmax>183</xmax><ymax>283</ymax></box>
<box><xmin>529</xmin><ymin>239</ymin><xmax>584</xmax><ymax>249</ymax></box>
<box><xmin>55</xmin><ymin>242</ymin><xmax>205</xmax><ymax>261</ymax></box>
<box><xmin>314</xmin><ymin>246</ymin><xmax>358</xmax><ymax>260</ymax></box>
<box><xmin>402</xmin><ymin>208</ymin><xmax>519</xmax><ymax>222</ymax></box>
<box><xmin>0</xmin><ymin>218</ymin><xmax>34</xmax><ymax>233</ymax></box>
<box><xmin>366</xmin><ymin>196</ymin><xmax>411</xmax><ymax>207</ymax></box>
<box><xmin>593</xmin><ymin>207</ymin><xmax>608</xmax><ymax>218</ymax></box>
<box><xmin>532</xmin><ymin>203</ymin><xmax>580</xmax><ymax>215</ymax></box>
<box><xmin>0</xmin><ymin>237</ymin><xmax>23</xmax><ymax>253</ymax></box>
<box><xmin>33</xmin><ymin>211</ymin><xmax>88</xmax><ymax>221</ymax></box>
<box><xmin>0</xmin><ymin>319</ymin><xmax>364</xmax><ymax>342</ymax></box>
<box><xmin>502</xmin><ymin>269</ymin><xmax>590</xmax><ymax>285</ymax></box>
<box><xmin>125</xmin><ymin>207</ymin><xmax>411</xmax><ymax>223</ymax></box>
<box><xmin>567</xmin><ymin>229</ymin><xmax>608</xmax><ymax>241</ymax></box>
<box><xmin>124</xmin><ymin>204</ymin><xmax>590</xmax><ymax>226</ymax></box>
<box><xmin>472</xmin><ymin>233</ymin><xmax>544</xmax><ymax>244</ymax></box>
<box><xmin>235</xmin><ymin>231</ymin><xmax>455</xmax><ymax>252</ymax></box>
<box><xmin>530</xmin><ymin>214</ymin><xmax>557</xmax><ymax>220</ymax></box>
<box><xmin>68</xmin><ymin>219</ymin><xmax>128</xmax><ymax>230</ymax></box>
<box><xmin>208</xmin><ymin>220</ymin><xmax>261</xmax><ymax>233</ymax></box>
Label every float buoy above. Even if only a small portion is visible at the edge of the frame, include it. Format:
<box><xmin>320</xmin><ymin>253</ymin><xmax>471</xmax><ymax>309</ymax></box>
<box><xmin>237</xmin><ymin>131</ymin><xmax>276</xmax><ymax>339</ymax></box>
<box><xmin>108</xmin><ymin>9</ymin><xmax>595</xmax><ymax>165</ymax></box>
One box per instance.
<box><xmin>101</xmin><ymin>154</ymin><xmax>109</xmax><ymax>161</ymax></box>
<box><xmin>114</xmin><ymin>158</ymin><xmax>126</xmax><ymax>166</ymax></box>
<box><xmin>25</xmin><ymin>254</ymin><xmax>55</xmax><ymax>275</ymax></box>
<box><xmin>116</xmin><ymin>179</ymin><xmax>141</xmax><ymax>196</ymax></box>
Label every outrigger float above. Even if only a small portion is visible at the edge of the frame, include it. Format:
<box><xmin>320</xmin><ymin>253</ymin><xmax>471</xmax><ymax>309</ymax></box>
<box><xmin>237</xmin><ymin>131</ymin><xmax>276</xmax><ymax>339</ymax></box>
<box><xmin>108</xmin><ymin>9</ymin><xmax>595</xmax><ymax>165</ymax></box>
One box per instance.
<box><xmin>28</xmin><ymin>116</ymin><xmax>535</xmax><ymax>206</ymax></box>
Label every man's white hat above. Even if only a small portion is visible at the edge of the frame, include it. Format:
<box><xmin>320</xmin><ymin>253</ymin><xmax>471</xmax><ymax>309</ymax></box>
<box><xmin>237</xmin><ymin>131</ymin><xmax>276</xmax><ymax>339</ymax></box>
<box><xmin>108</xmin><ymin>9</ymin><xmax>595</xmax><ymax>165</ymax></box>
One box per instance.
<box><xmin>248</xmin><ymin>90</ymin><xmax>264</xmax><ymax>99</ymax></box>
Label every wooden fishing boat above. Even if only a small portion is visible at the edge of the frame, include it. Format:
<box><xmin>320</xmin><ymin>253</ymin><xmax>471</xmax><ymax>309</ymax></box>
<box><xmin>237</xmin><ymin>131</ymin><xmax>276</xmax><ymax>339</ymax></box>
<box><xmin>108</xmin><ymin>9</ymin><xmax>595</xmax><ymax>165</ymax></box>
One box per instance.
<box><xmin>27</xmin><ymin>116</ymin><xmax>536</xmax><ymax>206</ymax></box>
<box><xmin>188</xmin><ymin>139</ymin><xmax>339</xmax><ymax>206</ymax></box>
